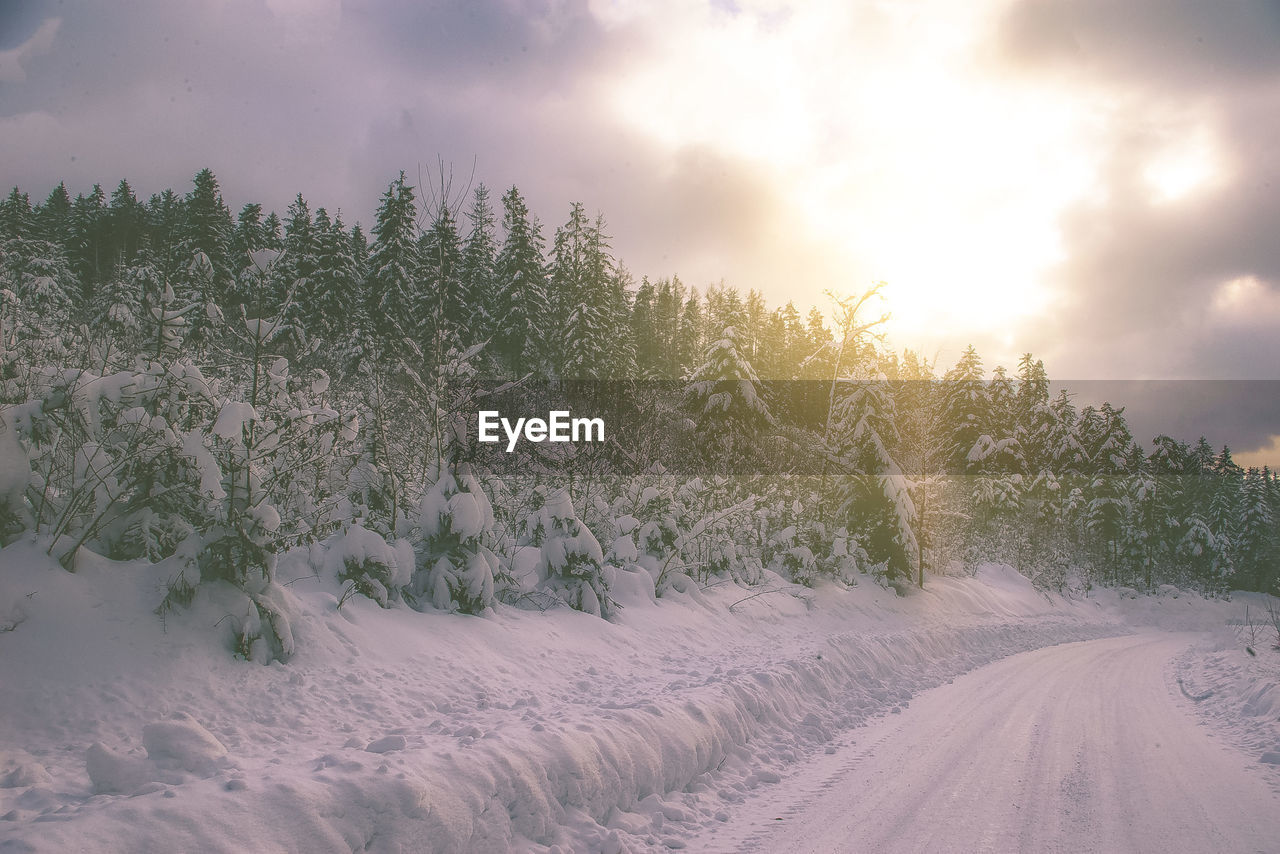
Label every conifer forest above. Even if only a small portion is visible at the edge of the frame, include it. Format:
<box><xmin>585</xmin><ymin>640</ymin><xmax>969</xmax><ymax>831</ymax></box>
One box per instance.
<box><xmin>0</xmin><ymin>169</ymin><xmax>1275</xmax><ymax>662</ymax></box>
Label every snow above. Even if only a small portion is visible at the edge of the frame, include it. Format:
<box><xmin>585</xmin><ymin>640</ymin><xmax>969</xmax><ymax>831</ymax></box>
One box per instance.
<box><xmin>0</xmin><ymin>413</ymin><xmax>30</xmax><ymax>514</ymax></box>
<box><xmin>0</xmin><ymin>544</ymin><xmax>1276</xmax><ymax>852</ymax></box>
<box><xmin>704</xmin><ymin>633</ymin><xmax>1280</xmax><ymax>853</ymax></box>
<box><xmin>211</xmin><ymin>401</ymin><xmax>259</xmax><ymax>441</ymax></box>
<box><xmin>247</xmin><ymin>248</ymin><xmax>281</xmax><ymax>274</ymax></box>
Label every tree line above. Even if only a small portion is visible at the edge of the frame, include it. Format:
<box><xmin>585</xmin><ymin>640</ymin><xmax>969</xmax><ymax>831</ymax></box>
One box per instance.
<box><xmin>0</xmin><ymin>169</ymin><xmax>1275</xmax><ymax>662</ymax></box>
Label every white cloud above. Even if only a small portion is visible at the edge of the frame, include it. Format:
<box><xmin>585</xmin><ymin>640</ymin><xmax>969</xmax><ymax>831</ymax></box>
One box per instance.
<box><xmin>0</xmin><ymin>16</ymin><xmax>59</xmax><ymax>83</ymax></box>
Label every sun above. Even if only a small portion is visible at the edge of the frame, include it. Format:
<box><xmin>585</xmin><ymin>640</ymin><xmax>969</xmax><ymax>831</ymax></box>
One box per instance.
<box><xmin>599</xmin><ymin>0</ymin><xmax>1124</xmax><ymax>366</ymax></box>
<box><xmin>1143</xmin><ymin>130</ymin><xmax>1222</xmax><ymax>203</ymax></box>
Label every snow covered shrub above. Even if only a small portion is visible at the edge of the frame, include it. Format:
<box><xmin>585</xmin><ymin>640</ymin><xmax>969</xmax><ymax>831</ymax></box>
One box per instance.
<box><xmin>662</xmin><ymin>476</ymin><xmax>760</xmax><ymax>588</ymax></box>
<box><xmin>768</xmin><ymin>521</ymin><xmax>818</xmax><ymax>585</ymax></box>
<box><xmin>532</xmin><ymin>488</ymin><xmax>614</xmax><ymax>618</ymax></box>
<box><xmin>615</xmin><ymin>473</ymin><xmax>682</xmax><ymax>575</ymax></box>
<box><xmin>0</xmin><ymin>411</ymin><xmax>31</xmax><ymax>543</ymax></box>
<box><xmin>328</xmin><ymin>523</ymin><xmax>411</xmax><ymax>608</ymax></box>
<box><xmin>825</xmin><ymin>526</ymin><xmax>868</xmax><ymax>582</ymax></box>
<box><xmin>188</xmin><ymin>308</ymin><xmax>356</xmax><ymax>660</ymax></box>
<box><xmin>410</xmin><ymin>463</ymin><xmax>501</xmax><ymax>614</ymax></box>
<box><xmin>828</xmin><ymin>379</ymin><xmax>919</xmax><ymax>583</ymax></box>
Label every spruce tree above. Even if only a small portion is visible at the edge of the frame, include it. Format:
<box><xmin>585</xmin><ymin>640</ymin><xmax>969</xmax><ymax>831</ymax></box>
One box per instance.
<box><xmin>107</xmin><ymin>179</ymin><xmax>145</xmax><ymax>271</ymax></box>
<box><xmin>69</xmin><ymin>184</ymin><xmax>108</xmax><ymax>301</ymax></box>
<box><xmin>829</xmin><ymin>375</ymin><xmax>918</xmax><ymax>582</ymax></box>
<box><xmin>493</xmin><ymin>185</ymin><xmax>548</xmax><ymax>376</ymax></box>
<box><xmin>35</xmin><ymin>183</ymin><xmax>70</xmax><ymax>243</ymax></box>
<box><xmin>366</xmin><ymin>173</ymin><xmax>422</xmax><ymax>359</ymax></box>
<box><xmin>942</xmin><ymin>345</ymin><xmax>989</xmax><ymax>472</ymax></box>
<box><xmin>419</xmin><ymin>202</ymin><xmax>464</xmax><ymax>360</ymax></box>
<box><xmin>274</xmin><ymin>194</ymin><xmax>317</xmax><ymax>314</ymax></box>
<box><xmin>676</xmin><ymin>288</ymin><xmax>704</xmax><ymax>379</ymax></box>
<box><xmin>0</xmin><ymin>188</ymin><xmax>31</xmax><ymax>241</ymax></box>
<box><xmin>307</xmin><ymin>212</ymin><xmax>362</xmax><ymax>347</ymax></box>
<box><xmin>182</xmin><ymin>169</ymin><xmax>233</xmax><ymax>304</ymax></box>
<box><xmin>683</xmin><ymin>326</ymin><xmax>775</xmax><ymax>467</ymax></box>
<box><xmin>631</xmin><ymin>276</ymin><xmax>660</xmax><ymax>378</ymax></box>
<box><xmin>459</xmin><ymin>184</ymin><xmax>497</xmax><ymax>349</ymax></box>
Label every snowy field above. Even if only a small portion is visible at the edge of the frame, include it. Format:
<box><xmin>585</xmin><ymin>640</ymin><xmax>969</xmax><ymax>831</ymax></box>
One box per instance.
<box><xmin>1</xmin><ymin>543</ymin><xmax>1276</xmax><ymax>853</ymax></box>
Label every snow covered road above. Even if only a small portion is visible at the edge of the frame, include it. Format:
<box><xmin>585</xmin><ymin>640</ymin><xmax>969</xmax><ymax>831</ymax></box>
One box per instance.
<box><xmin>700</xmin><ymin>633</ymin><xmax>1280</xmax><ymax>854</ymax></box>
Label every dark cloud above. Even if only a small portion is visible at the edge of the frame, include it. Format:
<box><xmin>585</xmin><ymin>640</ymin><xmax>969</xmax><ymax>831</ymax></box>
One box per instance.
<box><xmin>999</xmin><ymin>0</ymin><xmax>1280</xmax><ymax>91</ymax></box>
<box><xmin>344</xmin><ymin>0</ymin><xmax>633</xmax><ymax>94</ymax></box>
<box><xmin>0</xmin><ymin>0</ymin><xmax>46</xmax><ymax>49</ymax></box>
<box><xmin>2</xmin><ymin>1</ymin><xmax>1277</xmax><ymax>460</ymax></box>
<box><xmin>0</xmin><ymin>0</ymin><xmax>809</xmax><ymax>303</ymax></box>
<box><xmin>989</xmin><ymin>1</ymin><xmax>1280</xmax><ymax>457</ymax></box>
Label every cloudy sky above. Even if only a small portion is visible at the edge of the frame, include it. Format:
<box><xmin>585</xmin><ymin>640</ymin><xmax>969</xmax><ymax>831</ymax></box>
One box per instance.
<box><xmin>2</xmin><ymin>0</ymin><xmax>1278</xmax><ymax>462</ymax></box>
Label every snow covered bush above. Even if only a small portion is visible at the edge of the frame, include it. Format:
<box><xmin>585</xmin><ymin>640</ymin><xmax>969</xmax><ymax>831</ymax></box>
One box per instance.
<box><xmin>327</xmin><ymin>523</ymin><xmax>411</xmax><ymax>608</ymax></box>
<box><xmin>410</xmin><ymin>463</ymin><xmax>501</xmax><ymax>614</ymax></box>
<box><xmin>0</xmin><ymin>410</ymin><xmax>30</xmax><ymax>543</ymax></box>
<box><xmin>531</xmin><ymin>487</ymin><xmax>614</xmax><ymax>618</ymax></box>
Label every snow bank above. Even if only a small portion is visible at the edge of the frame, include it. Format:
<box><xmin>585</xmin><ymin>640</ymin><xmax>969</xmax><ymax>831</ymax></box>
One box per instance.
<box><xmin>0</xmin><ymin>550</ymin><xmax>1124</xmax><ymax>852</ymax></box>
<box><xmin>1171</xmin><ymin>596</ymin><xmax>1280</xmax><ymax>779</ymax></box>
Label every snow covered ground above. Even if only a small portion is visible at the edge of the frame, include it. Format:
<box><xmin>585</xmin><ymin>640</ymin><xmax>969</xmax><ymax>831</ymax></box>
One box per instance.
<box><xmin>697</xmin><ymin>632</ymin><xmax>1280</xmax><ymax>854</ymax></box>
<box><xmin>0</xmin><ymin>541</ymin><xmax>1275</xmax><ymax>853</ymax></box>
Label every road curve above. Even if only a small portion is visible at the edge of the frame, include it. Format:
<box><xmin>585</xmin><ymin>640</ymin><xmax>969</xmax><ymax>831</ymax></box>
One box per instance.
<box><xmin>699</xmin><ymin>633</ymin><xmax>1280</xmax><ymax>854</ymax></box>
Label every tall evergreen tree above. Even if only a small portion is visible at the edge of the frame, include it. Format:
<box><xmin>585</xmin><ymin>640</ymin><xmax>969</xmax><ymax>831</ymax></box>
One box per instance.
<box><xmin>419</xmin><ymin>201</ymin><xmax>464</xmax><ymax>360</ymax></box>
<box><xmin>35</xmin><ymin>183</ymin><xmax>70</xmax><ymax>243</ymax></box>
<box><xmin>182</xmin><ymin>168</ymin><xmax>233</xmax><ymax>303</ymax></box>
<box><xmin>942</xmin><ymin>345</ymin><xmax>989</xmax><ymax>472</ymax></box>
<box><xmin>301</xmin><ymin>211</ymin><xmax>363</xmax><ymax>350</ymax></box>
<box><xmin>106</xmin><ymin>179</ymin><xmax>145</xmax><ymax>272</ymax></box>
<box><xmin>69</xmin><ymin>183</ymin><xmax>108</xmax><ymax>301</ymax></box>
<box><xmin>493</xmin><ymin>185</ymin><xmax>548</xmax><ymax>376</ymax></box>
<box><xmin>366</xmin><ymin>173</ymin><xmax>422</xmax><ymax>359</ymax></box>
<box><xmin>676</xmin><ymin>288</ymin><xmax>704</xmax><ymax>380</ymax></box>
<box><xmin>0</xmin><ymin>188</ymin><xmax>31</xmax><ymax>241</ymax></box>
<box><xmin>631</xmin><ymin>276</ymin><xmax>660</xmax><ymax>378</ymax></box>
<box><xmin>459</xmin><ymin>184</ymin><xmax>497</xmax><ymax>349</ymax></box>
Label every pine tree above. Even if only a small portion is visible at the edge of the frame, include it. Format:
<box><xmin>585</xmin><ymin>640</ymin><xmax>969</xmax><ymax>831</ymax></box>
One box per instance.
<box><xmin>631</xmin><ymin>276</ymin><xmax>660</xmax><ymax>378</ymax></box>
<box><xmin>182</xmin><ymin>169</ymin><xmax>234</xmax><ymax>305</ymax></box>
<box><xmin>262</xmin><ymin>211</ymin><xmax>284</xmax><ymax>250</ymax></box>
<box><xmin>493</xmin><ymin>185</ymin><xmax>548</xmax><ymax>376</ymax></box>
<box><xmin>1085</xmin><ymin>403</ymin><xmax>1134</xmax><ymax>579</ymax></box>
<box><xmin>299</xmin><ymin>210</ymin><xmax>362</xmax><ymax>350</ymax></box>
<box><xmin>2</xmin><ymin>238</ymin><xmax>77</xmax><ymax>324</ymax></box>
<box><xmin>419</xmin><ymin>201</ymin><xmax>464</xmax><ymax>361</ymax></box>
<box><xmin>676</xmin><ymin>288</ymin><xmax>704</xmax><ymax>379</ymax></box>
<box><xmin>233</xmin><ymin>202</ymin><xmax>266</xmax><ymax>262</ymax></box>
<box><xmin>366</xmin><ymin>173</ymin><xmax>422</xmax><ymax>359</ymax></box>
<box><xmin>1237</xmin><ymin>468</ymin><xmax>1275</xmax><ymax>591</ymax></box>
<box><xmin>942</xmin><ymin>345</ymin><xmax>989</xmax><ymax>472</ymax></box>
<box><xmin>0</xmin><ymin>187</ymin><xmax>32</xmax><ymax>241</ymax></box>
<box><xmin>106</xmin><ymin>179</ymin><xmax>145</xmax><ymax>272</ymax></box>
<box><xmin>145</xmin><ymin>189</ymin><xmax>187</xmax><ymax>290</ymax></box>
<box><xmin>683</xmin><ymin>326</ymin><xmax>775</xmax><ymax>467</ymax></box>
<box><xmin>602</xmin><ymin>259</ymin><xmax>637</xmax><ymax>378</ymax></box>
<box><xmin>274</xmin><ymin>194</ymin><xmax>317</xmax><ymax>314</ymax></box>
<box><xmin>412</xmin><ymin>463</ymin><xmax>500</xmax><ymax>614</ymax></box>
<box><xmin>69</xmin><ymin>184</ymin><xmax>108</xmax><ymax>301</ymax></box>
<box><xmin>92</xmin><ymin>259</ymin><xmax>156</xmax><ymax>338</ymax></box>
<box><xmin>555</xmin><ymin>207</ymin><xmax>615</xmax><ymax>379</ymax></box>
<box><xmin>652</xmin><ymin>277</ymin><xmax>686</xmax><ymax>378</ymax></box>
<box><xmin>459</xmin><ymin>184</ymin><xmax>498</xmax><ymax>349</ymax></box>
<box><xmin>35</xmin><ymin>183</ymin><xmax>70</xmax><ymax>243</ymax></box>
<box><xmin>829</xmin><ymin>376</ymin><xmax>918</xmax><ymax>582</ymax></box>
<box><xmin>1015</xmin><ymin>353</ymin><xmax>1049</xmax><ymax>422</ymax></box>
